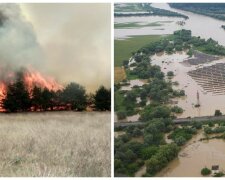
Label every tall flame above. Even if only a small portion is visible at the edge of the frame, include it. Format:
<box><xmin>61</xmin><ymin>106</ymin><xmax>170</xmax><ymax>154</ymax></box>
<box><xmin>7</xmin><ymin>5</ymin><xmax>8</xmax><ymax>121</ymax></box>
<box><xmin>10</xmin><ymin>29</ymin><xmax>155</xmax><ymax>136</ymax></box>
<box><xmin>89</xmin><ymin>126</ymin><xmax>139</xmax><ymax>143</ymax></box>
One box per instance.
<box><xmin>0</xmin><ymin>67</ymin><xmax>63</xmax><ymax>111</ymax></box>
<box><xmin>24</xmin><ymin>69</ymin><xmax>63</xmax><ymax>93</ymax></box>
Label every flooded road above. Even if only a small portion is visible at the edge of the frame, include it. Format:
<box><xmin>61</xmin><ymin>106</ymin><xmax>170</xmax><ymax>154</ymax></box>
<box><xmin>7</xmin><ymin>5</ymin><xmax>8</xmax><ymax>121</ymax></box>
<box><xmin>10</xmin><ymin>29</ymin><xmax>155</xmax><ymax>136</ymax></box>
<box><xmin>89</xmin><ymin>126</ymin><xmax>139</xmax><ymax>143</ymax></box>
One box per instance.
<box><xmin>157</xmin><ymin>131</ymin><xmax>225</xmax><ymax>177</ymax></box>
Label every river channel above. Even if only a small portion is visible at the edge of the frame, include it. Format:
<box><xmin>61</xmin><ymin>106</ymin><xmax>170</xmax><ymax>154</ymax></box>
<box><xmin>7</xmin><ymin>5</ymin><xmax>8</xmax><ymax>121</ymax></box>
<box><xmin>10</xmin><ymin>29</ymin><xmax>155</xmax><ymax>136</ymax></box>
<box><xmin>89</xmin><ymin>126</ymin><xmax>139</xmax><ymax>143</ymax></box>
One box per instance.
<box><xmin>115</xmin><ymin>3</ymin><xmax>225</xmax><ymax>118</ymax></box>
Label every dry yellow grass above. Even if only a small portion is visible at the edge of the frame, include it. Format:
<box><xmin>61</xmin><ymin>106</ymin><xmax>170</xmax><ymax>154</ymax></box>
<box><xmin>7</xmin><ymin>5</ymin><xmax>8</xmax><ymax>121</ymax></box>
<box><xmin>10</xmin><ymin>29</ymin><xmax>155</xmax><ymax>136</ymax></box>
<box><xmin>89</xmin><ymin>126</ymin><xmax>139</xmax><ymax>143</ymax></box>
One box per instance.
<box><xmin>115</xmin><ymin>67</ymin><xmax>126</xmax><ymax>84</ymax></box>
<box><xmin>0</xmin><ymin>112</ymin><xmax>111</xmax><ymax>177</ymax></box>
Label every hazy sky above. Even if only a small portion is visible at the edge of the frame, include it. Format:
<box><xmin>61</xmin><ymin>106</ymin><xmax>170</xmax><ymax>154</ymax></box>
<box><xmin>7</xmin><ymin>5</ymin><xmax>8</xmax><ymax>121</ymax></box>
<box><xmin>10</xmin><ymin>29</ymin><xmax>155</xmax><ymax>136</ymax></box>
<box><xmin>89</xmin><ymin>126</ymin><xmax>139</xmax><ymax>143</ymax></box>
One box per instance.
<box><xmin>19</xmin><ymin>3</ymin><xmax>111</xmax><ymax>92</ymax></box>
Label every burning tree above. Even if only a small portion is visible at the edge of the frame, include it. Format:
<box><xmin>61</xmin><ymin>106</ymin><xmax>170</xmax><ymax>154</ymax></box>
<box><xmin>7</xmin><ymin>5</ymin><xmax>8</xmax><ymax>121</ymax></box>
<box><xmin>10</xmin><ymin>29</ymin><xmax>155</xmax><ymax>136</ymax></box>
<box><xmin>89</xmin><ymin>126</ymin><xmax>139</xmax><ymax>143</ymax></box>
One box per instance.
<box><xmin>3</xmin><ymin>71</ymin><xmax>31</xmax><ymax>112</ymax></box>
<box><xmin>0</xmin><ymin>68</ymin><xmax>110</xmax><ymax>113</ymax></box>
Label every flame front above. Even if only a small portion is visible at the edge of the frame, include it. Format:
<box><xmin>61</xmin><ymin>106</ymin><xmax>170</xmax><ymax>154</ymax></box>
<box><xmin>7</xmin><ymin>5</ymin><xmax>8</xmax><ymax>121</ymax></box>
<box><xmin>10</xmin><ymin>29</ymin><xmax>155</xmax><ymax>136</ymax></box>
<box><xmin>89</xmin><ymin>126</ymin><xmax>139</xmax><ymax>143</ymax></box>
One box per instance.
<box><xmin>24</xmin><ymin>69</ymin><xmax>63</xmax><ymax>93</ymax></box>
<box><xmin>0</xmin><ymin>67</ymin><xmax>63</xmax><ymax>111</ymax></box>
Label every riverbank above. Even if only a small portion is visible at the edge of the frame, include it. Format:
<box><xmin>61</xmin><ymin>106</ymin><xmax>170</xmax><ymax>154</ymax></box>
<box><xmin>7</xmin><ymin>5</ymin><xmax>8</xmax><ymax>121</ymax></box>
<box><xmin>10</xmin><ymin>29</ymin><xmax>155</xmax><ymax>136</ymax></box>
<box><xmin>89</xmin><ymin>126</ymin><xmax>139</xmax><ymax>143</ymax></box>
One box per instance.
<box><xmin>157</xmin><ymin>130</ymin><xmax>225</xmax><ymax>177</ymax></box>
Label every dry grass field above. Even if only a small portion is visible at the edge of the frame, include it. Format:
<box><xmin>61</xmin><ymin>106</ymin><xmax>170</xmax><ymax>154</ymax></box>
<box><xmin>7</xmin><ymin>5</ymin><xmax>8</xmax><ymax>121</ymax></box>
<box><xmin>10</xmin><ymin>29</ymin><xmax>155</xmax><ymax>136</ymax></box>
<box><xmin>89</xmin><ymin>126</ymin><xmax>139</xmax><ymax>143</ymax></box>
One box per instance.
<box><xmin>0</xmin><ymin>112</ymin><xmax>111</xmax><ymax>177</ymax></box>
<box><xmin>115</xmin><ymin>67</ymin><xmax>126</xmax><ymax>84</ymax></box>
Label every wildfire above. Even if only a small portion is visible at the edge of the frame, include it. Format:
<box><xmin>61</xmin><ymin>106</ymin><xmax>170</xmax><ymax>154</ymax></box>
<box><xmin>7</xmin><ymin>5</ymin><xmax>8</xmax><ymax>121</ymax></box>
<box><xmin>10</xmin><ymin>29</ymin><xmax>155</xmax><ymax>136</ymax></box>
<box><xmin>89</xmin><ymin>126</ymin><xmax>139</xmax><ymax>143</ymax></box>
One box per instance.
<box><xmin>0</xmin><ymin>67</ymin><xmax>63</xmax><ymax>110</ymax></box>
<box><xmin>0</xmin><ymin>82</ymin><xmax>6</xmax><ymax>101</ymax></box>
<box><xmin>24</xmin><ymin>69</ymin><xmax>63</xmax><ymax>93</ymax></box>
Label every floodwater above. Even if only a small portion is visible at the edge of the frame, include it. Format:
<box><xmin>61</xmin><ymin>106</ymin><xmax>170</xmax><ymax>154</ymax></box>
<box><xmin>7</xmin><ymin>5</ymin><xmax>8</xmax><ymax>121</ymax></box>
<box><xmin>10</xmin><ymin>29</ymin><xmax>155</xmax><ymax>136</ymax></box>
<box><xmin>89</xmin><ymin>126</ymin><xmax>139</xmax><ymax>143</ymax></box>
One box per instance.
<box><xmin>114</xmin><ymin>131</ymin><xmax>125</xmax><ymax>138</ymax></box>
<box><xmin>151</xmin><ymin>3</ymin><xmax>225</xmax><ymax>46</ymax></box>
<box><xmin>116</xmin><ymin>3</ymin><xmax>225</xmax><ymax>118</ymax></box>
<box><xmin>135</xmin><ymin>165</ymin><xmax>146</xmax><ymax>177</ymax></box>
<box><xmin>151</xmin><ymin>52</ymin><xmax>225</xmax><ymax>118</ymax></box>
<box><xmin>114</xmin><ymin>113</ymin><xmax>140</xmax><ymax>122</ymax></box>
<box><xmin>121</xmin><ymin>79</ymin><xmax>147</xmax><ymax>91</ymax></box>
<box><xmin>135</xmin><ymin>131</ymin><xmax>225</xmax><ymax>177</ymax></box>
<box><xmin>115</xmin><ymin>16</ymin><xmax>182</xmax><ymax>39</ymax></box>
<box><xmin>115</xmin><ymin>3</ymin><xmax>225</xmax><ymax>46</ymax></box>
<box><xmin>157</xmin><ymin>131</ymin><xmax>225</xmax><ymax>177</ymax></box>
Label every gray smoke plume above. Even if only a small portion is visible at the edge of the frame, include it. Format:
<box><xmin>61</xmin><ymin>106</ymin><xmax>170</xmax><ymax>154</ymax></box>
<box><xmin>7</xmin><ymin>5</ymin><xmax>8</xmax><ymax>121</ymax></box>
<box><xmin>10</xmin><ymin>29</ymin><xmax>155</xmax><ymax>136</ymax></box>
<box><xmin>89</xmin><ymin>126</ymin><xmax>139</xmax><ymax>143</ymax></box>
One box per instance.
<box><xmin>0</xmin><ymin>4</ymin><xmax>45</xmax><ymax>78</ymax></box>
<box><xmin>0</xmin><ymin>4</ymin><xmax>111</xmax><ymax>92</ymax></box>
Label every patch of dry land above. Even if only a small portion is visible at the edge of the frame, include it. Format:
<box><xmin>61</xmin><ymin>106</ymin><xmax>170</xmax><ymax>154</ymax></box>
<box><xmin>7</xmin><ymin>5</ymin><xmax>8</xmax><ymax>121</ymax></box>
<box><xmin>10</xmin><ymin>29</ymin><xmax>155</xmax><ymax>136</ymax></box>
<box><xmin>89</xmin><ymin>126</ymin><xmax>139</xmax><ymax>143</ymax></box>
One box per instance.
<box><xmin>115</xmin><ymin>67</ymin><xmax>126</xmax><ymax>83</ymax></box>
<box><xmin>0</xmin><ymin>112</ymin><xmax>111</xmax><ymax>177</ymax></box>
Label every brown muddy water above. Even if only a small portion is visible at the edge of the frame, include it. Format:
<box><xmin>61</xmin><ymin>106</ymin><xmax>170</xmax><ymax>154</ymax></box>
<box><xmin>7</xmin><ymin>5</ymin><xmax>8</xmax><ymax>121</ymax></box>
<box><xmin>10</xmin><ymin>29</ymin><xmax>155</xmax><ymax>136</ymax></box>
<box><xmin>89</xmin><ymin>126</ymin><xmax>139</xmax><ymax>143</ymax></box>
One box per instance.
<box><xmin>114</xmin><ymin>131</ymin><xmax>125</xmax><ymax>138</ymax></box>
<box><xmin>115</xmin><ymin>3</ymin><xmax>225</xmax><ymax>46</ymax></box>
<box><xmin>151</xmin><ymin>51</ymin><xmax>225</xmax><ymax>118</ymax></box>
<box><xmin>121</xmin><ymin>79</ymin><xmax>147</xmax><ymax>91</ymax></box>
<box><xmin>157</xmin><ymin>131</ymin><xmax>225</xmax><ymax>177</ymax></box>
<box><xmin>135</xmin><ymin>131</ymin><xmax>225</xmax><ymax>177</ymax></box>
<box><xmin>115</xmin><ymin>15</ymin><xmax>182</xmax><ymax>39</ymax></box>
<box><xmin>114</xmin><ymin>113</ymin><xmax>140</xmax><ymax>123</ymax></box>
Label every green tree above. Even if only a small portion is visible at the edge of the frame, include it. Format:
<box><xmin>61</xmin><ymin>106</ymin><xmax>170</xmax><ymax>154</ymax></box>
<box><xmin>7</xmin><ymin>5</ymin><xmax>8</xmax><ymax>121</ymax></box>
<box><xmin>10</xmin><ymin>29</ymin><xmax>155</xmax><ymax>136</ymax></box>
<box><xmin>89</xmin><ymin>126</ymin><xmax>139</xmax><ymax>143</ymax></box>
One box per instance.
<box><xmin>215</xmin><ymin>109</ymin><xmax>222</xmax><ymax>116</ymax></box>
<box><xmin>167</xmin><ymin>71</ymin><xmax>174</xmax><ymax>77</ymax></box>
<box><xmin>62</xmin><ymin>82</ymin><xmax>87</xmax><ymax>111</ymax></box>
<box><xmin>201</xmin><ymin>167</ymin><xmax>211</xmax><ymax>176</ymax></box>
<box><xmin>94</xmin><ymin>86</ymin><xmax>111</xmax><ymax>111</ymax></box>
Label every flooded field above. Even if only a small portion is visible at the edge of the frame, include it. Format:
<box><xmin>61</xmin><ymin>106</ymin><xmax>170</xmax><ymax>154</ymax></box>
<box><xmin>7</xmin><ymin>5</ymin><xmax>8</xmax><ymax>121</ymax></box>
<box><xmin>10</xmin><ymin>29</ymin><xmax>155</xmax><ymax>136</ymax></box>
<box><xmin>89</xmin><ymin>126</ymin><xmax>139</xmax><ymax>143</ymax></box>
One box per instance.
<box><xmin>114</xmin><ymin>113</ymin><xmax>140</xmax><ymax>123</ymax></box>
<box><xmin>0</xmin><ymin>112</ymin><xmax>110</xmax><ymax>177</ymax></box>
<box><xmin>115</xmin><ymin>3</ymin><xmax>225</xmax><ymax>46</ymax></box>
<box><xmin>151</xmin><ymin>51</ymin><xmax>225</xmax><ymax>118</ymax></box>
<box><xmin>151</xmin><ymin>3</ymin><xmax>225</xmax><ymax>46</ymax></box>
<box><xmin>134</xmin><ymin>130</ymin><xmax>225</xmax><ymax>177</ymax></box>
<box><xmin>121</xmin><ymin>79</ymin><xmax>147</xmax><ymax>91</ymax></box>
<box><xmin>157</xmin><ymin>131</ymin><xmax>225</xmax><ymax>177</ymax></box>
<box><xmin>115</xmin><ymin>3</ymin><xmax>225</xmax><ymax>177</ymax></box>
<box><xmin>115</xmin><ymin>3</ymin><xmax>225</xmax><ymax>118</ymax></box>
<box><xmin>115</xmin><ymin>16</ymin><xmax>183</xmax><ymax>39</ymax></box>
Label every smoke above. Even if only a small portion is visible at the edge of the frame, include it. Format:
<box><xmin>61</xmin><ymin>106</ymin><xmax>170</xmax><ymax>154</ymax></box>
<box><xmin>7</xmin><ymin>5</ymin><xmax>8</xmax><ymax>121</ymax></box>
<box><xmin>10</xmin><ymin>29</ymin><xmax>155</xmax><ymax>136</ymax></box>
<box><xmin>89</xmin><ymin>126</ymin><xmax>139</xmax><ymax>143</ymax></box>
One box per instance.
<box><xmin>0</xmin><ymin>4</ymin><xmax>45</xmax><ymax>74</ymax></box>
<box><xmin>0</xmin><ymin>4</ymin><xmax>111</xmax><ymax>92</ymax></box>
<box><xmin>21</xmin><ymin>4</ymin><xmax>111</xmax><ymax>92</ymax></box>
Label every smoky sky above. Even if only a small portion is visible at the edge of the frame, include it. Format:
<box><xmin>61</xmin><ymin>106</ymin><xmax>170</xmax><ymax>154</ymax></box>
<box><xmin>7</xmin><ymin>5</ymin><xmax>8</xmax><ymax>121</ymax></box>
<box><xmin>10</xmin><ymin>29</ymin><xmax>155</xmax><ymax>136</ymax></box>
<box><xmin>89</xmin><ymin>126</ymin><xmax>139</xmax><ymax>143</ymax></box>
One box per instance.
<box><xmin>0</xmin><ymin>3</ymin><xmax>111</xmax><ymax>92</ymax></box>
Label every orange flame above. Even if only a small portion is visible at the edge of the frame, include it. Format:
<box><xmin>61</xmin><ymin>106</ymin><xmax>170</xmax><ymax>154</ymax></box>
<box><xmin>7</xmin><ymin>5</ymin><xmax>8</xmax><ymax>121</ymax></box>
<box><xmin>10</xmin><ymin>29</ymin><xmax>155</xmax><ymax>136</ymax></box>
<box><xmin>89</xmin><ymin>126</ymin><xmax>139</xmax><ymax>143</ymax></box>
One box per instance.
<box><xmin>0</xmin><ymin>67</ymin><xmax>63</xmax><ymax>111</ymax></box>
<box><xmin>24</xmin><ymin>69</ymin><xmax>63</xmax><ymax>93</ymax></box>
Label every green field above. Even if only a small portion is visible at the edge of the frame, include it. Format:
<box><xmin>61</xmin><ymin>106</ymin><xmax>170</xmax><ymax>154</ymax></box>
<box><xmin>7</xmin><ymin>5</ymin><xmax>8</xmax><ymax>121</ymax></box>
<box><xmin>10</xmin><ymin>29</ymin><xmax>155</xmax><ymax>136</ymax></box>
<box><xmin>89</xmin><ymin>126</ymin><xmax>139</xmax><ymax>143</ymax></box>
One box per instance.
<box><xmin>114</xmin><ymin>35</ymin><xmax>162</xmax><ymax>67</ymax></box>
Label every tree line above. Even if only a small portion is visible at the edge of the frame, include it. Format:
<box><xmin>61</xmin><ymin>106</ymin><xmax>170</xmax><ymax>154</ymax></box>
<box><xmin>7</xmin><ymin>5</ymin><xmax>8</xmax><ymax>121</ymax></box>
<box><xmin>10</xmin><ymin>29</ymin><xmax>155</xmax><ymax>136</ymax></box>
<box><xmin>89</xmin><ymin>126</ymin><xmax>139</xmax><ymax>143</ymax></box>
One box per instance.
<box><xmin>2</xmin><ymin>72</ymin><xmax>111</xmax><ymax>112</ymax></box>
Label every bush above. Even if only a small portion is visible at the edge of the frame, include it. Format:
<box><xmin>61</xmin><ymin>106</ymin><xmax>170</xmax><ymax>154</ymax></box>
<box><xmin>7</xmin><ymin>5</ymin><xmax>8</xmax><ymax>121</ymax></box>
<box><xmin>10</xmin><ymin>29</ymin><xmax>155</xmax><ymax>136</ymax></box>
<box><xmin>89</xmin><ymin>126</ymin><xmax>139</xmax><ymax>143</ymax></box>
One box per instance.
<box><xmin>215</xmin><ymin>109</ymin><xmax>222</xmax><ymax>116</ymax></box>
<box><xmin>171</xmin><ymin>106</ymin><xmax>183</xmax><ymax>113</ymax></box>
<box><xmin>201</xmin><ymin>167</ymin><xmax>211</xmax><ymax>176</ymax></box>
<box><xmin>167</xmin><ymin>71</ymin><xmax>174</xmax><ymax>77</ymax></box>
<box><xmin>117</xmin><ymin>111</ymin><xmax>127</xmax><ymax>120</ymax></box>
<box><xmin>213</xmin><ymin>172</ymin><xmax>224</xmax><ymax>177</ymax></box>
<box><xmin>174</xmin><ymin>136</ymin><xmax>186</xmax><ymax>146</ymax></box>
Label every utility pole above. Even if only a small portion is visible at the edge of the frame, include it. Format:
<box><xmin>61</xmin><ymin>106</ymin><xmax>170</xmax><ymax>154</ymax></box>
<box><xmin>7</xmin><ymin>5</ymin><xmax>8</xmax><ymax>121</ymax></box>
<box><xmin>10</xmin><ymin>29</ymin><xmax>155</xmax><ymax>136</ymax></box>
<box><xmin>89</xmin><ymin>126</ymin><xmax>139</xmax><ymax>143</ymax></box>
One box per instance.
<box><xmin>196</xmin><ymin>91</ymin><xmax>200</xmax><ymax>107</ymax></box>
